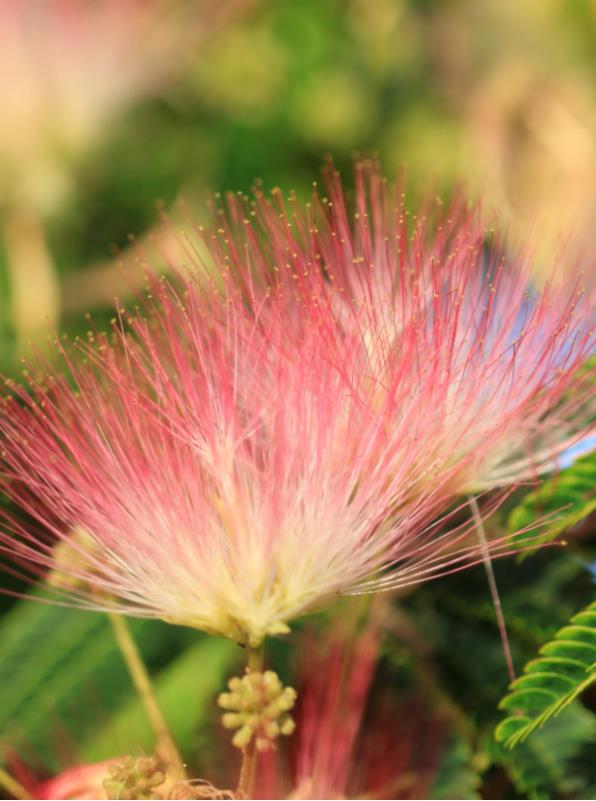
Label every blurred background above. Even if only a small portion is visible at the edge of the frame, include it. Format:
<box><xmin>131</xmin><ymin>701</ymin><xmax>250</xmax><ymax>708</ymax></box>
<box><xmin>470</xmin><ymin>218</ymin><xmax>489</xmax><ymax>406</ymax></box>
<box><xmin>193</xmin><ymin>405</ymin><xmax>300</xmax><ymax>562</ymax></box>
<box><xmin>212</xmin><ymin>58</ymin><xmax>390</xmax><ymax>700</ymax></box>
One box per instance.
<box><xmin>0</xmin><ymin>1</ymin><xmax>595</xmax><ymax>798</ymax></box>
<box><xmin>1</xmin><ymin>0</ymin><xmax>595</xmax><ymax>368</ymax></box>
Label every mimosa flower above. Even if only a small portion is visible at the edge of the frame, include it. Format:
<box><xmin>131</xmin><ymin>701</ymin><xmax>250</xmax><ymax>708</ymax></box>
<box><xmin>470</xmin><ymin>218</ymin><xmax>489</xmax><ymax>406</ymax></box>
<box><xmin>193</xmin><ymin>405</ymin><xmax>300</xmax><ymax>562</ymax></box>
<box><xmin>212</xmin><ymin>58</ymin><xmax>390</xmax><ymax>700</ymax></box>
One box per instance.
<box><xmin>204</xmin><ymin>162</ymin><xmax>595</xmax><ymax>492</ymax></box>
<box><xmin>257</xmin><ymin>621</ymin><xmax>448</xmax><ymax>800</ymax></box>
<box><xmin>6</xmin><ymin>757</ymin><xmax>118</xmax><ymax>800</ymax></box>
<box><xmin>0</xmin><ymin>167</ymin><xmax>592</xmax><ymax>647</ymax></box>
<box><xmin>0</xmin><ymin>0</ymin><xmax>197</xmax><ymax>211</ymax></box>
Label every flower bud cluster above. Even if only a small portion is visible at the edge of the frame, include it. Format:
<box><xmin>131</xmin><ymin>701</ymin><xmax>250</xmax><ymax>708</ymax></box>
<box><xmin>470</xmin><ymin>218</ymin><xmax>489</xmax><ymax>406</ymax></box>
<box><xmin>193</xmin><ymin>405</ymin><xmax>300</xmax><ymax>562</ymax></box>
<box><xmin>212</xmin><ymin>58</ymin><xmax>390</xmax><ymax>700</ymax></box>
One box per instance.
<box><xmin>103</xmin><ymin>755</ymin><xmax>166</xmax><ymax>800</ymax></box>
<box><xmin>218</xmin><ymin>670</ymin><xmax>297</xmax><ymax>752</ymax></box>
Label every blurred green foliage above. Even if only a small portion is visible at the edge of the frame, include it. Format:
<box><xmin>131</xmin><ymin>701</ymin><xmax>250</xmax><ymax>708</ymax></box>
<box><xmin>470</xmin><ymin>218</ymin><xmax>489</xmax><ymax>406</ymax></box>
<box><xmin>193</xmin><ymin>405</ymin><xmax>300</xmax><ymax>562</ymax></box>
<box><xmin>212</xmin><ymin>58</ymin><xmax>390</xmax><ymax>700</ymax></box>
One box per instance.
<box><xmin>508</xmin><ymin>451</ymin><xmax>596</xmax><ymax>553</ymax></box>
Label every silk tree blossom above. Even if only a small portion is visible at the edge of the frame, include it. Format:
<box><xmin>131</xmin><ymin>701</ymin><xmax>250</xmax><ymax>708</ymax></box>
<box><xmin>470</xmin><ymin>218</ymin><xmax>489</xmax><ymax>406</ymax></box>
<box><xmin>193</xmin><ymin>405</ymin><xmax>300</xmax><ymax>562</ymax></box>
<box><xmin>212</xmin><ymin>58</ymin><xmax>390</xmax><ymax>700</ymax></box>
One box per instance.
<box><xmin>0</xmin><ymin>0</ymin><xmax>200</xmax><ymax>211</ymax></box>
<box><xmin>7</xmin><ymin>758</ymin><xmax>118</xmax><ymax>801</ymax></box>
<box><xmin>257</xmin><ymin>620</ymin><xmax>448</xmax><ymax>800</ymax></box>
<box><xmin>202</xmin><ymin>162</ymin><xmax>595</xmax><ymax>493</ymax></box>
<box><xmin>0</xmin><ymin>169</ymin><xmax>593</xmax><ymax>648</ymax></box>
<box><xmin>0</xmin><ymin>0</ymin><xmax>243</xmax><ymax>348</ymax></box>
<box><xmin>0</xmin><ymin>276</ymin><xmax>503</xmax><ymax>645</ymax></box>
<box><xmin>426</xmin><ymin>270</ymin><xmax>594</xmax><ymax>491</ymax></box>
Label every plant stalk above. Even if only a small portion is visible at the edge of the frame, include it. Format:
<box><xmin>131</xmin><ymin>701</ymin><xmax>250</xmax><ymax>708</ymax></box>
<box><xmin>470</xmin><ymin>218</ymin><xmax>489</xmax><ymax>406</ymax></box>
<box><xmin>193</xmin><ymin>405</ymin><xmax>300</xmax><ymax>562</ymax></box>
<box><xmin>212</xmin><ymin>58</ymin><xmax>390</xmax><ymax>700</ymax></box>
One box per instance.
<box><xmin>236</xmin><ymin>643</ymin><xmax>265</xmax><ymax>800</ymax></box>
<box><xmin>2</xmin><ymin>204</ymin><xmax>60</xmax><ymax>350</ymax></box>
<box><xmin>469</xmin><ymin>495</ymin><xmax>516</xmax><ymax>683</ymax></box>
<box><xmin>0</xmin><ymin>767</ymin><xmax>31</xmax><ymax>800</ymax></box>
<box><xmin>107</xmin><ymin>612</ymin><xmax>187</xmax><ymax>781</ymax></box>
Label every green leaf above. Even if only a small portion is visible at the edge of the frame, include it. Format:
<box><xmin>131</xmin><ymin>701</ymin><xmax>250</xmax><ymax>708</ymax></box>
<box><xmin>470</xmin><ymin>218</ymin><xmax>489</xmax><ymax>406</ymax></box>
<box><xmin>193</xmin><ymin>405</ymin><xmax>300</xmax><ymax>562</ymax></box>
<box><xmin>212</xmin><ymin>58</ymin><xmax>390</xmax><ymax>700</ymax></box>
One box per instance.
<box><xmin>508</xmin><ymin>451</ymin><xmax>596</xmax><ymax>554</ymax></box>
<box><xmin>495</xmin><ymin>600</ymin><xmax>596</xmax><ymax>748</ymax></box>
<box><xmin>494</xmin><ymin>703</ymin><xmax>596</xmax><ymax>800</ymax></box>
<box><xmin>428</xmin><ymin>737</ymin><xmax>482</xmax><ymax>800</ymax></box>
<box><xmin>81</xmin><ymin>636</ymin><xmax>237</xmax><ymax>762</ymax></box>
<box><xmin>0</xmin><ymin>597</ymin><xmax>192</xmax><ymax>770</ymax></box>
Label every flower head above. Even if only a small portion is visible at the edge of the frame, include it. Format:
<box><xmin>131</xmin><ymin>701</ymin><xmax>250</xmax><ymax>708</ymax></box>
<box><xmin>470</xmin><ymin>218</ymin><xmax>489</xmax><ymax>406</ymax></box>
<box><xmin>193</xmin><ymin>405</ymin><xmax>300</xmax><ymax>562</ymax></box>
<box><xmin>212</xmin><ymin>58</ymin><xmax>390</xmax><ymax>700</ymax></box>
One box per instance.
<box><xmin>257</xmin><ymin>618</ymin><xmax>449</xmax><ymax>800</ymax></box>
<box><xmin>203</xmin><ymin>162</ymin><xmax>595</xmax><ymax>492</ymax></box>
<box><xmin>0</xmin><ymin>166</ymin><xmax>592</xmax><ymax>646</ymax></box>
<box><xmin>6</xmin><ymin>757</ymin><xmax>118</xmax><ymax>800</ymax></box>
<box><xmin>0</xmin><ymin>0</ymin><xmax>198</xmax><ymax>211</ymax></box>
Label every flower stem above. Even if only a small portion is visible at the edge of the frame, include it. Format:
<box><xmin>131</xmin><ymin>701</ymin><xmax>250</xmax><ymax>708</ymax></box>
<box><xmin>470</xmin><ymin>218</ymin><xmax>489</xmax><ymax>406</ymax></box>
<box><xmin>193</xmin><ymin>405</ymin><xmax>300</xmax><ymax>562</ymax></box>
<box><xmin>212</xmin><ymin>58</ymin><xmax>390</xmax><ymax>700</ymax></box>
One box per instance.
<box><xmin>107</xmin><ymin>612</ymin><xmax>187</xmax><ymax>781</ymax></box>
<box><xmin>2</xmin><ymin>204</ymin><xmax>60</xmax><ymax>350</ymax></box>
<box><xmin>236</xmin><ymin>643</ymin><xmax>265</xmax><ymax>800</ymax></box>
<box><xmin>468</xmin><ymin>496</ymin><xmax>516</xmax><ymax>683</ymax></box>
<box><xmin>0</xmin><ymin>767</ymin><xmax>31</xmax><ymax>800</ymax></box>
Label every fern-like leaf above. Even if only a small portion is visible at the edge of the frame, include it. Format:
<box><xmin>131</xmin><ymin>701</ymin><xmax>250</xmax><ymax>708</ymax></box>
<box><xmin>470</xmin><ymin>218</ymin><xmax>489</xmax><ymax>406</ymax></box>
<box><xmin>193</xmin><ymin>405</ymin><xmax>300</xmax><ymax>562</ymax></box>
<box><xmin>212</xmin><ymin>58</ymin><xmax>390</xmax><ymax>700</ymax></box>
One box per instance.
<box><xmin>495</xmin><ymin>600</ymin><xmax>596</xmax><ymax>748</ymax></box>
<box><xmin>493</xmin><ymin>703</ymin><xmax>596</xmax><ymax>799</ymax></box>
<box><xmin>507</xmin><ymin>451</ymin><xmax>596</xmax><ymax>553</ymax></box>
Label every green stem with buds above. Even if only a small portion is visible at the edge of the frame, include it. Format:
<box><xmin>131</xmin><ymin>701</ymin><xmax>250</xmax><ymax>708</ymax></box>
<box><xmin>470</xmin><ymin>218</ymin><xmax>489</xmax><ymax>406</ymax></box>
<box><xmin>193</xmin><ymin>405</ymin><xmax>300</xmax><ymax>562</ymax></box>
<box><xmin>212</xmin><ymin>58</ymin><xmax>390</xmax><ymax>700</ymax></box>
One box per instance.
<box><xmin>236</xmin><ymin>643</ymin><xmax>265</xmax><ymax>800</ymax></box>
<box><xmin>107</xmin><ymin>612</ymin><xmax>187</xmax><ymax>782</ymax></box>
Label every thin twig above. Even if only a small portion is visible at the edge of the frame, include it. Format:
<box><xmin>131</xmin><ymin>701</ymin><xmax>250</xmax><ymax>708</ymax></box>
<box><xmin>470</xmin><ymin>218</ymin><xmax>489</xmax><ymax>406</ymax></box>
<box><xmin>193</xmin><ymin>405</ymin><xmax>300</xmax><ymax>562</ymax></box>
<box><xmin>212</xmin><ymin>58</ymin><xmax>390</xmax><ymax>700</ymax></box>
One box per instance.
<box><xmin>469</xmin><ymin>495</ymin><xmax>516</xmax><ymax>683</ymax></box>
<box><xmin>0</xmin><ymin>766</ymin><xmax>31</xmax><ymax>800</ymax></box>
<box><xmin>107</xmin><ymin>612</ymin><xmax>187</xmax><ymax>781</ymax></box>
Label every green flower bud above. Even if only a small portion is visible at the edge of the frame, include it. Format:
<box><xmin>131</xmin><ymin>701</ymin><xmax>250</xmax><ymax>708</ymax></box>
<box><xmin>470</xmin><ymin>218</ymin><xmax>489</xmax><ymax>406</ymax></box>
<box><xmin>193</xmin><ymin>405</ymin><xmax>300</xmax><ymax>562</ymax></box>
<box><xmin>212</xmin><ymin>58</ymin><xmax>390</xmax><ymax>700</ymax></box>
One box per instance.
<box><xmin>218</xmin><ymin>669</ymin><xmax>297</xmax><ymax>752</ymax></box>
<box><xmin>103</xmin><ymin>755</ymin><xmax>166</xmax><ymax>800</ymax></box>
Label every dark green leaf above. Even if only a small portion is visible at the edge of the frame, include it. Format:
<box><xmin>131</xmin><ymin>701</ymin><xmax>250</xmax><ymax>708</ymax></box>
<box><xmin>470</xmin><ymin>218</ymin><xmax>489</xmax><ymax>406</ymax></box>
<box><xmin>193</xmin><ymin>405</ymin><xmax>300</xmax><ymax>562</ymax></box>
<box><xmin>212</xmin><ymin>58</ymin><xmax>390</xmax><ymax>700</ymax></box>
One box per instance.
<box><xmin>508</xmin><ymin>451</ymin><xmax>596</xmax><ymax>554</ymax></box>
<box><xmin>496</xmin><ymin>601</ymin><xmax>596</xmax><ymax>748</ymax></box>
